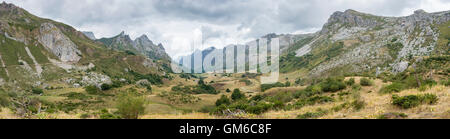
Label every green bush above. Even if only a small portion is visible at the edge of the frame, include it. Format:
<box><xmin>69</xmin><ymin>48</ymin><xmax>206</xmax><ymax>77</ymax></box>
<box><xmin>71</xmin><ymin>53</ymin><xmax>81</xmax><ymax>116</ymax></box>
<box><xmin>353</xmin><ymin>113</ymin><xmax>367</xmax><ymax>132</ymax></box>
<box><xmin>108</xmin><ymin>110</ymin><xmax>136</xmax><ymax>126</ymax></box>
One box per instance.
<box><xmin>250</xmin><ymin>95</ymin><xmax>265</xmax><ymax>102</ymax></box>
<box><xmin>31</xmin><ymin>88</ymin><xmax>44</xmax><ymax>94</ymax></box>
<box><xmin>245</xmin><ymin>102</ymin><xmax>272</xmax><ymax>115</ymax></box>
<box><xmin>100</xmin><ymin>83</ymin><xmax>112</xmax><ymax>91</ymax></box>
<box><xmin>231</xmin><ymin>89</ymin><xmax>245</xmax><ymax>101</ymax></box>
<box><xmin>345</xmin><ymin>78</ymin><xmax>355</xmax><ymax>86</ymax></box>
<box><xmin>360</xmin><ymin>78</ymin><xmax>373</xmax><ymax>86</ymax></box>
<box><xmin>85</xmin><ymin>85</ymin><xmax>99</xmax><ymax>94</ymax></box>
<box><xmin>379</xmin><ymin>82</ymin><xmax>405</xmax><ymax>94</ymax></box>
<box><xmin>441</xmin><ymin>79</ymin><xmax>450</xmax><ymax>86</ymax></box>
<box><xmin>293</xmin><ymin>85</ymin><xmax>322</xmax><ymax>99</ymax></box>
<box><xmin>215</xmin><ymin>95</ymin><xmax>231</xmax><ymax>106</ymax></box>
<box><xmin>350</xmin><ymin>100</ymin><xmax>365</xmax><ymax>111</ymax></box>
<box><xmin>116</xmin><ymin>92</ymin><xmax>146</xmax><ymax>119</ymax></box>
<box><xmin>297</xmin><ymin>108</ymin><xmax>328</xmax><ymax>119</ymax></box>
<box><xmin>260</xmin><ymin>82</ymin><xmax>286</xmax><ymax>92</ymax></box>
<box><xmin>320</xmin><ymin>78</ymin><xmax>346</xmax><ymax>92</ymax></box>
<box><xmin>392</xmin><ymin>94</ymin><xmax>438</xmax><ymax>109</ymax></box>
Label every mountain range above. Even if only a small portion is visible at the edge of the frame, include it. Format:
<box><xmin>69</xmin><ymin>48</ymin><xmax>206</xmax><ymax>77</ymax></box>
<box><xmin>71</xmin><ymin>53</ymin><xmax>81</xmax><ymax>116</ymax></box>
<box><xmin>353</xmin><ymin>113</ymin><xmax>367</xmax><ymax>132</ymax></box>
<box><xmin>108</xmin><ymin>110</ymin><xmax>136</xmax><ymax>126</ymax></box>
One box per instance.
<box><xmin>181</xmin><ymin>9</ymin><xmax>450</xmax><ymax>81</ymax></box>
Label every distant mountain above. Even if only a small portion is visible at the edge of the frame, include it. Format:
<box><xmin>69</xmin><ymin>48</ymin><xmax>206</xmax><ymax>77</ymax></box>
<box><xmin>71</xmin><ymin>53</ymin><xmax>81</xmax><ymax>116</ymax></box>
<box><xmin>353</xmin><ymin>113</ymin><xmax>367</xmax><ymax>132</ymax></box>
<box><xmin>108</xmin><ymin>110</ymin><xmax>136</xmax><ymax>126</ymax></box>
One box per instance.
<box><xmin>97</xmin><ymin>31</ymin><xmax>171</xmax><ymax>61</ymax></box>
<box><xmin>178</xmin><ymin>9</ymin><xmax>450</xmax><ymax>80</ymax></box>
<box><xmin>82</xmin><ymin>31</ymin><xmax>96</xmax><ymax>40</ymax></box>
<box><xmin>178</xmin><ymin>33</ymin><xmax>307</xmax><ymax>73</ymax></box>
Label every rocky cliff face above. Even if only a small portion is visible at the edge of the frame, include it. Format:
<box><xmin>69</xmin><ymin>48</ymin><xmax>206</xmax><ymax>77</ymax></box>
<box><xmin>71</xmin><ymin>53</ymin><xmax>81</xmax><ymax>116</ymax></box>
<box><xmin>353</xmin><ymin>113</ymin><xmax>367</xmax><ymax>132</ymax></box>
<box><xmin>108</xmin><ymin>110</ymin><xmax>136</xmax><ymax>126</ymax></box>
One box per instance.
<box><xmin>38</xmin><ymin>22</ymin><xmax>82</xmax><ymax>63</ymax></box>
<box><xmin>97</xmin><ymin>32</ymin><xmax>171</xmax><ymax>61</ymax></box>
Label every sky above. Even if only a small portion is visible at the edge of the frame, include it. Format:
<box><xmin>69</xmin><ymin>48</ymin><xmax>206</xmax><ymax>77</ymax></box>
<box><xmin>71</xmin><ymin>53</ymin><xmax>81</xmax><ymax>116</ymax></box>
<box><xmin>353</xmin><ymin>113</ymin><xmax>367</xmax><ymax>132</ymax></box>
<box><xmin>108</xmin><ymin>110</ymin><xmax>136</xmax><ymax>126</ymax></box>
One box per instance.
<box><xmin>5</xmin><ymin>0</ymin><xmax>450</xmax><ymax>59</ymax></box>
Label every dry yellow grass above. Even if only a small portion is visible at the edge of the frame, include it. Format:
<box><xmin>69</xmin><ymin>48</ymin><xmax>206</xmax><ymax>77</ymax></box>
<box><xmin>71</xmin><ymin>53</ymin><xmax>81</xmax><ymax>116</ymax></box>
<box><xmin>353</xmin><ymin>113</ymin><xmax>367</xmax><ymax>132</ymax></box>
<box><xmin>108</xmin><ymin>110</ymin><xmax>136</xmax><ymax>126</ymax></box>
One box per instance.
<box><xmin>262</xmin><ymin>77</ymin><xmax>449</xmax><ymax>119</ymax></box>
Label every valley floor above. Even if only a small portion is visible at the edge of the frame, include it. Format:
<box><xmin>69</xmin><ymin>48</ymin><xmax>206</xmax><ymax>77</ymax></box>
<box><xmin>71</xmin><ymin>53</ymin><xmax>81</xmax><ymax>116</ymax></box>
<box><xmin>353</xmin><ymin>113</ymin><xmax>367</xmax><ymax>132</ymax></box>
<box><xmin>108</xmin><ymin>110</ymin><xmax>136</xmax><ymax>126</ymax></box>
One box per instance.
<box><xmin>1</xmin><ymin>76</ymin><xmax>448</xmax><ymax>119</ymax></box>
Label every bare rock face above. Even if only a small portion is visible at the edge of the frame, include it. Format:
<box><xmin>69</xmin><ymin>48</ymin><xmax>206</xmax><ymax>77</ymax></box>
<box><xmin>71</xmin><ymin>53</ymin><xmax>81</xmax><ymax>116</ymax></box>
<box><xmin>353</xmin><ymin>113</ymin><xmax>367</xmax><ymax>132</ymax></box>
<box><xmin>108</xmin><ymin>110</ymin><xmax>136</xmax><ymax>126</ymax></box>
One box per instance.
<box><xmin>38</xmin><ymin>22</ymin><xmax>82</xmax><ymax>63</ymax></box>
<box><xmin>81</xmin><ymin>72</ymin><xmax>112</xmax><ymax>88</ymax></box>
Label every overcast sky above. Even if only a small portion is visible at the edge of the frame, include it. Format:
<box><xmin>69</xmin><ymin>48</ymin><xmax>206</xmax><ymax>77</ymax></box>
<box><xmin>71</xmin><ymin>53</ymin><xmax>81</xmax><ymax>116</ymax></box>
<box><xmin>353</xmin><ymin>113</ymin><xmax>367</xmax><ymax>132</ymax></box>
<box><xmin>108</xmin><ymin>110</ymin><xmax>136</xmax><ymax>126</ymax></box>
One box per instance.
<box><xmin>5</xmin><ymin>0</ymin><xmax>450</xmax><ymax>59</ymax></box>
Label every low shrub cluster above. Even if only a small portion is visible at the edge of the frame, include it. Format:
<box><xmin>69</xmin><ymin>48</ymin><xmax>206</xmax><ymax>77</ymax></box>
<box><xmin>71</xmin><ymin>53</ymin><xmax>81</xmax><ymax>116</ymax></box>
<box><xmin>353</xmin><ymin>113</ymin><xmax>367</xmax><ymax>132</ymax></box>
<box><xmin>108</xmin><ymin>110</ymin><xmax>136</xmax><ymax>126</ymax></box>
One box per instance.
<box><xmin>171</xmin><ymin>79</ymin><xmax>218</xmax><ymax>94</ymax></box>
<box><xmin>296</xmin><ymin>108</ymin><xmax>328</xmax><ymax>119</ymax></box>
<box><xmin>359</xmin><ymin>78</ymin><xmax>373</xmax><ymax>86</ymax></box>
<box><xmin>391</xmin><ymin>94</ymin><xmax>438</xmax><ymax>109</ymax></box>
<box><xmin>260</xmin><ymin>82</ymin><xmax>288</xmax><ymax>92</ymax></box>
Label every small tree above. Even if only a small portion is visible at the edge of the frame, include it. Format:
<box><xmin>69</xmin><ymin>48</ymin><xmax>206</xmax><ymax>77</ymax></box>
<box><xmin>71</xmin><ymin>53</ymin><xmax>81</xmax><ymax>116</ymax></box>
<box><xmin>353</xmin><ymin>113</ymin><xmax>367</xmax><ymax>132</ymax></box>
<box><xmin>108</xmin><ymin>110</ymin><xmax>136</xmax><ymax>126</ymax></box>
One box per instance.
<box><xmin>215</xmin><ymin>95</ymin><xmax>231</xmax><ymax>106</ymax></box>
<box><xmin>116</xmin><ymin>91</ymin><xmax>146</xmax><ymax>119</ymax></box>
<box><xmin>231</xmin><ymin>89</ymin><xmax>245</xmax><ymax>101</ymax></box>
<box><xmin>225</xmin><ymin>88</ymin><xmax>231</xmax><ymax>93</ymax></box>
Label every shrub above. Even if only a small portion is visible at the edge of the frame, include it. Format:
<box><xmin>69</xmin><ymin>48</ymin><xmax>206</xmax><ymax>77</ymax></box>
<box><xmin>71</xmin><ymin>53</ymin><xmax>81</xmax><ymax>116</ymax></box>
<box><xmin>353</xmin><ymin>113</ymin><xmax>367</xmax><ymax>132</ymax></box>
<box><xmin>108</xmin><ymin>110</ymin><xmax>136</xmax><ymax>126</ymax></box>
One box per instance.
<box><xmin>392</xmin><ymin>94</ymin><xmax>438</xmax><ymax>109</ymax></box>
<box><xmin>116</xmin><ymin>92</ymin><xmax>146</xmax><ymax>119</ymax></box>
<box><xmin>31</xmin><ymin>88</ymin><xmax>44</xmax><ymax>94</ymax></box>
<box><xmin>360</xmin><ymin>78</ymin><xmax>373</xmax><ymax>86</ymax></box>
<box><xmin>231</xmin><ymin>89</ymin><xmax>245</xmax><ymax>101</ymax></box>
<box><xmin>85</xmin><ymin>85</ymin><xmax>99</xmax><ymax>94</ymax></box>
<box><xmin>296</xmin><ymin>108</ymin><xmax>328</xmax><ymax>119</ymax></box>
<box><xmin>320</xmin><ymin>78</ymin><xmax>346</xmax><ymax>92</ymax></box>
<box><xmin>350</xmin><ymin>100</ymin><xmax>365</xmax><ymax>111</ymax></box>
<box><xmin>260</xmin><ymin>82</ymin><xmax>285</xmax><ymax>92</ymax></box>
<box><xmin>441</xmin><ymin>79</ymin><xmax>450</xmax><ymax>86</ymax></box>
<box><xmin>345</xmin><ymin>78</ymin><xmax>355</xmax><ymax>86</ymax></box>
<box><xmin>421</xmin><ymin>93</ymin><xmax>438</xmax><ymax>105</ymax></box>
<box><xmin>211</xmin><ymin>104</ymin><xmax>228</xmax><ymax>115</ymax></box>
<box><xmin>215</xmin><ymin>95</ymin><xmax>231</xmax><ymax>106</ymax></box>
<box><xmin>250</xmin><ymin>95</ymin><xmax>265</xmax><ymax>102</ymax></box>
<box><xmin>100</xmin><ymin>83</ymin><xmax>112</xmax><ymax>91</ymax></box>
<box><xmin>245</xmin><ymin>102</ymin><xmax>272</xmax><ymax>115</ymax></box>
<box><xmin>379</xmin><ymin>82</ymin><xmax>405</xmax><ymax>94</ymax></box>
<box><xmin>226</xmin><ymin>88</ymin><xmax>231</xmax><ymax>92</ymax></box>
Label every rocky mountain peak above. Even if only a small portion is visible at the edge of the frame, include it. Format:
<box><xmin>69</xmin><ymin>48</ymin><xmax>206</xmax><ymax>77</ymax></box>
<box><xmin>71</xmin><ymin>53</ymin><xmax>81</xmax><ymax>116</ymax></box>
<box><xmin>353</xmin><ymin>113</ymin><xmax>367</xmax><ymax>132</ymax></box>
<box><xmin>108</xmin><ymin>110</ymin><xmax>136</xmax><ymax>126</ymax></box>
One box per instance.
<box><xmin>414</xmin><ymin>9</ymin><xmax>427</xmax><ymax>15</ymax></box>
<box><xmin>136</xmin><ymin>34</ymin><xmax>152</xmax><ymax>43</ymax></box>
<box><xmin>0</xmin><ymin>2</ymin><xmax>24</xmax><ymax>16</ymax></box>
<box><xmin>321</xmin><ymin>9</ymin><xmax>382</xmax><ymax>34</ymax></box>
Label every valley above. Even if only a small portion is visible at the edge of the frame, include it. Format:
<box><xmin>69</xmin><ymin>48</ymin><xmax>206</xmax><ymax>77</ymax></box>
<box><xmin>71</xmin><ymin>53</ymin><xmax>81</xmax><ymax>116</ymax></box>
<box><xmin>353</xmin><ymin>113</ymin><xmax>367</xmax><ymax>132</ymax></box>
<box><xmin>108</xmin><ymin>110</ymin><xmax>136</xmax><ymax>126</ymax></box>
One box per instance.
<box><xmin>0</xmin><ymin>2</ymin><xmax>448</xmax><ymax>119</ymax></box>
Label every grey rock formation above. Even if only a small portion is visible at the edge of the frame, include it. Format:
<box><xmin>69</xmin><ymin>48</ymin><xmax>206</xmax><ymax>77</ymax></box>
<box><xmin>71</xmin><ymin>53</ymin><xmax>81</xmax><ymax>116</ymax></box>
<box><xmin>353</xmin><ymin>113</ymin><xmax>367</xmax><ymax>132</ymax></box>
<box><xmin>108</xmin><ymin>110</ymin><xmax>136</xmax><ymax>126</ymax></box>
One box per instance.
<box><xmin>38</xmin><ymin>23</ymin><xmax>82</xmax><ymax>63</ymax></box>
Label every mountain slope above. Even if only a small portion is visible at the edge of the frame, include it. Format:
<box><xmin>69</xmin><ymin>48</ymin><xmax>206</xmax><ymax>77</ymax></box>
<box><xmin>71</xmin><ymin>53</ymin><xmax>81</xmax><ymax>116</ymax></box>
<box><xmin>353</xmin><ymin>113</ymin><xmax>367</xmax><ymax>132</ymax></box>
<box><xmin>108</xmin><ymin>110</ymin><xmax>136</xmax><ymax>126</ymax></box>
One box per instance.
<box><xmin>0</xmin><ymin>2</ymin><xmax>169</xmax><ymax>91</ymax></box>
<box><xmin>282</xmin><ymin>9</ymin><xmax>450</xmax><ymax>79</ymax></box>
